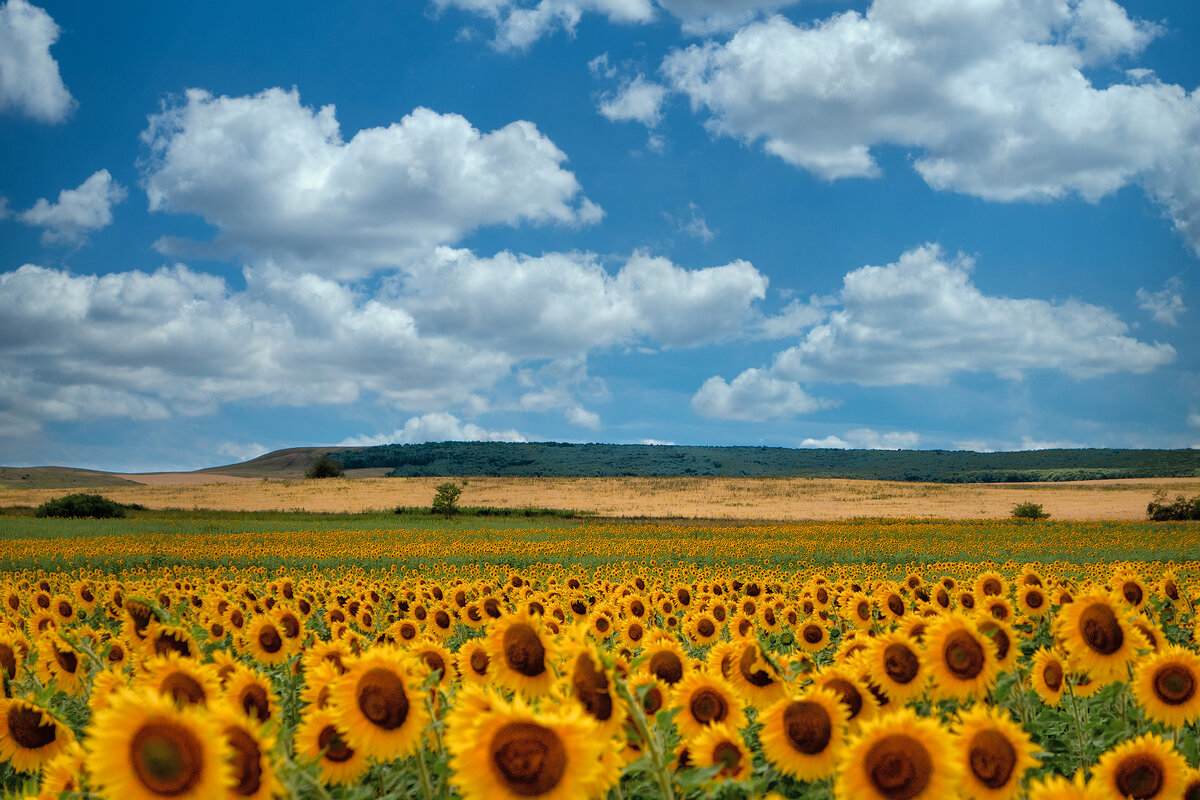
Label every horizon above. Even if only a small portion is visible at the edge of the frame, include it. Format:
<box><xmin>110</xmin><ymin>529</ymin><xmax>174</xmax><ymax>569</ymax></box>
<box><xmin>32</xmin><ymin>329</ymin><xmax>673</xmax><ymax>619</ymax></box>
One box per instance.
<box><xmin>2</xmin><ymin>0</ymin><xmax>1199</xmax><ymax>472</ymax></box>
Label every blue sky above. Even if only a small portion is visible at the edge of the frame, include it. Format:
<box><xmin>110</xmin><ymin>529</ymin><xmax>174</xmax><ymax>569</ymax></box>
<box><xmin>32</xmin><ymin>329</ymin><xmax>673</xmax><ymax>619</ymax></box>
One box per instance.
<box><xmin>1</xmin><ymin>0</ymin><xmax>1197</xmax><ymax>471</ymax></box>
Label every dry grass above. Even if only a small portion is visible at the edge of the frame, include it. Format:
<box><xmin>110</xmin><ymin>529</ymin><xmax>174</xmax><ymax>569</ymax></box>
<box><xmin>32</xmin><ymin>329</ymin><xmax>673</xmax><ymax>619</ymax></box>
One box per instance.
<box><xmin>1</xmin><ymin>474</ymin><xmax>1196</xmax><ymax>520</ymax></box>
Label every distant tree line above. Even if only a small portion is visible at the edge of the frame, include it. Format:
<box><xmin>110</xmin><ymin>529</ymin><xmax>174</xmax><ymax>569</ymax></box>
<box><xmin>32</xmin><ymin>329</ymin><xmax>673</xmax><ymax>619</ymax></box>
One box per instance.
<box><xmin>333</xmin><ymin>442</ymin><xmax>1200</xmax><ymax>483</ymax></box>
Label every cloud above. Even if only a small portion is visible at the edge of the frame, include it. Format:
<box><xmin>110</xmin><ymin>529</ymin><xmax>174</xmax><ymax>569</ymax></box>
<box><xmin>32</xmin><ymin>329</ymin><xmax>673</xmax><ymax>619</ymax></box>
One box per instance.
<box><xmin>216</xmin><ymin>441</ymin><xmax>268</xmax><ymax>463</ymax></box>
<box><xmin>799</xmin><ymin>428</ymin><xmax>920</xmax><ymax>449</ymax></box>
<box><xmin>431</xmin><ymin>0</ymin><xmax>654</xmax><ymax>50</ymax></box>
<box><xmin>655</xmin><ymin>0</ymin><xmax>803</xmax><ymax>34</ymax></box>
<box><xmin>18</xmin><ymin>170</ymin><xmax>127</xmax><ymax>245</ymax></box>
<box><xmin>0</xmin><ymin>0</ymin><xmax>74</xmax><ymax>122</ymax></box>
<box><xmin>339</xmin><ymin>412</ymin><xmax>526</xmax><ymax>446</ymax></box>
<box><xmin>693</xmin><ymin>243</ymin><xmax>1176</xmax><ymax>420</ymax></box>
<box><xmin>665</xmin><ymin>202</ymin><xmax>714</xmax><ymax>243</ymax></box>
<box><xmin>769</xmin><ymin>244</ymin><xmax>1176</xmax><ymax>385</ymax></box>
<box><xmin>403</xmin><ymin>247</ymin><xmax>768</xmax><ymax>355</ymax></box>
<box><xmin>691</xmin><ymin>368</ymin><xmax>834</xmax><ymax>421</ymax></box>
<box><xmin>598</xmin><ymin>74</ymin><xmax>668</xmax><ymax>127</ymax></box>
<box><xmin>661</xmin><ymin>1</ymin><xmax>1200</xmax><ymax>254</ymax></box>
<box><xmin>141</xmin><ymin>88</ymin><xmax>601</xmax><ymax>278</ymax></box>
<box><xmin>1137</xmin><ymin>277</ymin><xmax>1186</xmax><ymax>325</ymax></box>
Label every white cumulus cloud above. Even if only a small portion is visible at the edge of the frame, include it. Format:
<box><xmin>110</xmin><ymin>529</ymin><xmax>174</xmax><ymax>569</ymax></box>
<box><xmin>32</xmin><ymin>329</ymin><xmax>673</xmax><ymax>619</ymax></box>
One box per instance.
<box><xmin>0</xmin><ymin>0</ymin><xmax>73</xmax><ymax>122</ymax></box>
<box><xmin>661</xmin><ymin>0</ymin><xmax>1200</xmax><ymax>254</ymax></box>
<box><xmin>340</xmin><ymin>412</ymin><xmax>526</xmax><ymax>446</ymax></box>
<box><xmin>598</xmin><ymin>74</ymin><xmax>668</xmax><ymax>127</ymax></box>
<box><xmin>1137</xmin><ymin>277</ymin><xmax>1186</xmax><ymax>325</ymax></box>
<box><xmin>432</xmin><ymin>0</ymin><xmax>654</xmax><ymax>50</ymax></box>
<box><xmin>18</xmin><ymin>170</ymin><xmax>127</xmax><ymax>245</ymax></box>
<box><xmin>141</xmin><ymin>88</ymin><xmax>601</xmax><ymax>278</ymax></box>
<box><xmin>691</xmin><ymin>368</ymin><xmax>834</xmax><ymax>421</ymax></box>
<box><xmin>799</xmin><ymin>428</ymin><xmax>920</xmax><ymax>449</ymax></box>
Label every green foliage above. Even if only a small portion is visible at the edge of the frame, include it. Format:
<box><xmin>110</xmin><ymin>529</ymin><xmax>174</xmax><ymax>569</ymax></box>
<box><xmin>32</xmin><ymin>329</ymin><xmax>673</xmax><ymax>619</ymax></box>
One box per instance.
<box><xmin>34</xmin><ymin>492</ymin><xmax>127</xmax><ymax>519</ymax></box>
<box><xmin>305</xmin><ymin>453</ymin><xmax>344</xmax><ymax>479</ymax></box>
<box><xmin>1011</xmin><ymin>501</ymin><xmax>1050</xmax><ymax>519</ymax></box>
<box><xmin>333</xmin><ymin>441</ymin><xmax>1200</xmax><ymax>482</ymax></box>
<box><xmin>1147</xmin><ymin>489</ymin><xmax>1200</xmax><ymax>520</ymax></box>
<box><xmin>431</xmin><ymin>482</ymin><xmax>463</xmax><ymax>515</ymax></box>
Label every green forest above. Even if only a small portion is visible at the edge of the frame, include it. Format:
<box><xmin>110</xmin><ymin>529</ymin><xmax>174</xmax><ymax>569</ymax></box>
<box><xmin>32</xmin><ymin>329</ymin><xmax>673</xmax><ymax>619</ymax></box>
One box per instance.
<box><xmin>335</xmin><ymin>442</ymin><xmax>1200</xmax><ymax>482</ymax></box>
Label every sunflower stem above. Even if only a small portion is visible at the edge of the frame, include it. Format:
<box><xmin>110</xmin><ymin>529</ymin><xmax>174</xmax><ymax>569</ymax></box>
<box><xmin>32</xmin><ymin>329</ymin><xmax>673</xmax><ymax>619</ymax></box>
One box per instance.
<box><xmin>615</xmin><ymin>679</ymin><xmax>677</xmax><ymax>800</ymax></box>
<box><xmin>1066</xmin><ymin>683</ymin><xmax>1090</xmax><ymax>776</ymax></box>
<box><xmin>414</xmin><ymin>749</ymin><xmax>436</xmax><ymax>800</ymax></box>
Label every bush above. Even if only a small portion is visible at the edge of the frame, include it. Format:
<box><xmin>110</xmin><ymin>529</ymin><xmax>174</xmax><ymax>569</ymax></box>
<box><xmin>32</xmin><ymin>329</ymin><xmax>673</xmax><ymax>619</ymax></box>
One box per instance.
<box><xmin>305</xmin><ymin>453</ymin><xmax>344</xmax><ymax>479</ymax></box>
<box><xmin>35</xmin><ymin>493</ymin><xmax>127</xmax><ymax>519</ymax></box>
<box><xmin>1147</xmin><ymin>490</ymin><xmax>1200</xmax><ymax>521</ymax></box>
<box><xmin>431</xmin><ymin>482</ymin><xmax>463</xmax><ymax>515</ymax></box>
<box><xmin>1011</xmin><ymin>501</ymin><xmax>1050</xmax><ymax>520</ymax></box>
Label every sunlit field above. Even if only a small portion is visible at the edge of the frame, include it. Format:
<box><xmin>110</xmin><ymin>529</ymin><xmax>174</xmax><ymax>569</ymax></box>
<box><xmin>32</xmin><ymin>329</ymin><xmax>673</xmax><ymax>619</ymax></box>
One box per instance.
<box><xmin>0</xmin><ymin>516</ymin><xmax>1198</xmax><ymax>799</ymax></box>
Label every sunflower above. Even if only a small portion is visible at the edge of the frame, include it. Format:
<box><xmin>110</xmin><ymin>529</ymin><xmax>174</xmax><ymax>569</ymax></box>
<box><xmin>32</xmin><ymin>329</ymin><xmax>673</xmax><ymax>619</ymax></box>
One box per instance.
<box><xmin>243</xmin><ymin>617</ymin><xmax>290</xmax><ymax>668</ymax></box>
<box><xmin>1115</xmin><ymin>574</ymin><xmax>1150</xmax><ymax>612</ymax></box>
<box><xmin>642</xmin><ymin>637</ymin><xmax>691</xmax><ymax>688</ymax></box>
<box><xmin>446</xmin><ymin>694</ymin><xmax>604</xmax><ymax>800</ymax></box>
<box><xmin>146</xmin><ymin>623</ymin><xmax>197</xmax><ymax>660</ymax></box>
<box><xmin>294</xmin><ymin>706</ymin><xmax>368</xmax><ymax>786</ymax></box>
<box><xmin>0</xmin><ymin>697</ymin><xmax>75</xmax><ymax>773</ymax></box>
<box><xmin>837</xmin><ymin>708</ymin><xmax>960</xmax><ymax>800</ymax></box>
<box><xmin>865</xmin><ymin>632</ymin><xmax>927</xmax><ymax>706</ymax></box>
<box><xmin>1025</xmin><ymin>770</ymin><xmax>1097</xmax><ymax>800</ymax></box>
<box><xmin>977</xmin><ymin>618</ymin><xmax>1019</xmax><ymax>673</ymax></box>
<box><xmin>668</xmin><ymin>671</ymin><xmax>746</xmax><ymax>741</ymax></box>
<box><xmin>975</xmin><ymin>571</ymin><xmax>1007</xmax><ymax>599</ymax></box>
<box><xmin>843</xmin><ymin>592</ymin><xmax>876</xmax><ymax>630</ymax></box>
<box><xmin>1029</xmin><ymin>647</ymin><xmax>1067</xmax><ymax>707</ymax></box>
<box><xmin>87</xmin><ymin>688</ymin><xmax>231</xmax><ymax>800</ymax></box>
<box><xmin>140</xmin><ymin>654</ymin><xmax>221</xmax><ymax>708</ymax></box>
<box><xmin>225</xmin><ymin>666</ymin><xmax>278</xmax><ymax>724</ymax></box>
<box><xmin>213</xmin><ymin>704</ymin><xmax>281</xmax><ymax>800</ymax></box>
<box><xmin>727</xmin><ymin>640</ymin><xmax>785</xmax><ymax>708</ymax></box>
<box><xmin>1017</xmin><ymin>585</ymin><xmax>1051</xmax><ymax>619</ymax></box>
<box><xmin>620</xmin><ymin>618</ymin><xmax>649</xmax><ymax>650</ymax></box>
<box><xmin>455</xmin><ymin>638</ymin><xmax>492</xmax><ymax>685</ymax></box>
<box><xmin>328</xmin><ymin>646</ymin><xmax>428</xmax><ymax>761</ymax></box>
<box><xmin>561</xmin><ymin>641</ymin><xmax>624</xmax><ymax>737</ymax></box>
<box><xmin>758</xmin><ymin>687</ymin><xmax>848</xmax><ymax>781</ymax></box>
<box><xmin>34</xmin><ymin>632</ymin><xmax>85</xmax><ymax>695</ymax></box>
<box><xmin>39</xmin><ymin>739</ymin><xmax>87</xmax><ymax>795</ymax></box>
<box><xmin>408</xmin><ymin>637</ymin><xmax>454</xmax><ymax>690</ymax></box>
<box><xmin>684</xmin><ymin>614</ymin><xmax>721</xmax><ymax>647</ymax></box>
<box><xmin>483</xmin><ymin>612</ymin><xmax>558</xmax><ymax>697</ymax></box>
<box><xmin>1091</xmin><ymin>733</ymin><xmax>1188</xmax><ymax>800</ymax></box>
<box><xmin>1055</xmin><ymin>591</ymin><xmax>1146</xmax><ymax>683</ymax></box>
<box><xmin>0</xmin><ymin>631</ymin><xmax>24</xmax><ymax>682</ymax></box>
<box><xmin>1131</xmin><ymin>644</ymin><xmax>1200</xmax><ymax>728</ymax></box>
<box><xmin>813</xmin><ymin>666</ymin><xmax>879</xmax><ymax>730</ymax></box>
<box><xmin>923</xmin><ymin>613</ymin><xmax>999</xmax><ymax>702</ymax></box>
<box><xmin>689</xmin><ymin>722</ymin><xmax>752</xmax><ymax>781</ymax></box>
<box><xmin>797</xmin><ymin>620</ymin><xmax>831</xmax><ymax>653</ymax></box>
<box><xmin>953</xmin><ymin>705</ymin><xmax>1040</xmax><ymax>800</ymax></box>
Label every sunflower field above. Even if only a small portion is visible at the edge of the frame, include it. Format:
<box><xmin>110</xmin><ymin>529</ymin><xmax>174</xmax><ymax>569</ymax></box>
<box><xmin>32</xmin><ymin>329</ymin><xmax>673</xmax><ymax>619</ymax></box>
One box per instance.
<box><xmin>0</xmin><ymin>519</ymin><xmax>1197</xmax><ymax>799</ymax></box>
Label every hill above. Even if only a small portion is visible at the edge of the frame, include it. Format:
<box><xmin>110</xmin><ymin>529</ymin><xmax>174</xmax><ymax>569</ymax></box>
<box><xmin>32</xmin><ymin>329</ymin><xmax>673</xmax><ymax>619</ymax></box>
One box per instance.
<box><xmin>336</xmin><ymin>442</ymin><xmax>1200</xmax><ymax>482</ymax></box>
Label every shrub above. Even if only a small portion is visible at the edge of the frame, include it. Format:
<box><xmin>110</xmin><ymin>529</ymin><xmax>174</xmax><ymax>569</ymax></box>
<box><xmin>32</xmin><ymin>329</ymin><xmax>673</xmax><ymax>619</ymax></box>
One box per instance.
<box><xmin>35</xmin><ymin>493</ymin><xmax>127</xmax><ymax>519</ymax></box>
<box><xmin>1147</xmin><ymin>490</ymin><xmax>1200</xmax><ymax>521</ymax></box>
<box><xmin>305</xmin><ymin>453</ymin><xmax>344</xmax><ymax>479</ymax></box>
<box><xmin>1011</xmin><ymin>501</ymin><xmax>1050</xmax><ymax>520</ymax></box>
<box><xmin>431</xmin><ymin>482</ymin><xmax>463</xmax><ymax>515</ymax></box>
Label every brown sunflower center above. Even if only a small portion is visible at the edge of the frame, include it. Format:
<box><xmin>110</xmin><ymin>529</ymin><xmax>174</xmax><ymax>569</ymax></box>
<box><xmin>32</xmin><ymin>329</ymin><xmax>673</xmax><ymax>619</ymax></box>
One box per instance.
<box><xmin>1025</xmin><ymin>590</ymin><xmax>1045</xmax><ymax>609</ymax></box>
<box><xmin>628</xmin><ymin>623</ymin><xmax>644</xmax><ymax>642</ymax></box>
<box><xmin>130</xmin><ymin>722</ymin><xmax>203</xmax><ymax>795</ymax></box>
<box><xmin>863</xmin><ymin>733</ymin><xmax>933</xmax><ymax>800</ymax></box>
<box><xmin>317</xmin><ymin>725</ymin><xmax>355</xmax><ymax>763</ymax></box>
<box><xmin>643</xmin><ymin>685</ymin><xmax>664</xmax><ymax>715</ymax></box>
<box><xmin>434</xmin><ymin>610</ymin><xmax>450</xmax><ymax>629</ymax></box>
<box><xmin>572</xmin><ymin>655</ymin><xmax>613</xmax><ymax>722</ymax></box>
<box><xmin>822</xmin><ymin>678</ymin><xmax>864</xmax><ymax>720</ymax></box>
<box><xmin>713</xmin><ymin>740</ymin><xmax>742</xmax><ymax>776</ymax></box>
<box><xmin>689</xmin><ymin>687</ymin><xmax>728</xmax><ymax>725</ymax></box>
<box><xmin>943</xmin><ymin>630</ymin><xmax>985</xmax><ymax>680</ymax></box>
<box><xmin>490</xmin><ymin>721</ymin><xmax>567</xmax><ymax>796</ymax></box>
<box><xmin>355</xmin><ymin>667</ymin><xmax>410</xmax><ymax>730</ymax></box>
<box><xmin>697</xmin><ymin>618</ymin><xmax>716</xmax><ymax>638</ymax></box>
<box><xmin>649</xmin><ymin>651</ymin><xmax>685</xmax><ymax>685</ymax></box>
<box><xmin>1043</xmin><ymin>661</ymin><xmax>1064</xmax><ymax>692</ymax></box>
<box><xmin>257</xmin><ymin>625</ymin><xmax>283</xmax><ymax>654</ymax></box>
<box><xmin>6</xmin><ymin>704</ymin><xmax>58</xmax><ymax>749</ymax></box>
<box><xmin>782</xmin><ymin>699</ymin><xmax>833</xmax><ymax>755</ymax></box>
<box><xmin>1122</xmin><ymin>582</ymin><xmax>1144</xmax><ymax>607</ymax></box>
<box><xmin>968</xmin><ymin>729</ymin><xmax>1017</xmax><ymax>789</ymax></box>
<box><xmin>1153</xmin><ymin>664</ymin><xmax>1196</xmax><ymax>705</ymax></box>
<box><xmin>0</xmin><ymin>644</ymin><xmax>15</xmax><ymax>680</ymax></box>
<box><xmin>422</xmin><ymin>652</ymin><xmax>446</xmax><ymax>677</ymax></box>
<box><xmin>630</xmin><ymin>600</ymin><xmax>645</xmax><ymax>617</ymax></box>
<box><xmin>883</xmin><ymin>643</ymin><xmax>920</xmax><ymax>685</ymax></box>
<box><xmin>53</xmin><ymin>646</ymin><xmax>78</xmax><ymax>674</ymax></box>
<box><xmin>803</xmin><ymin>624</ymin><xmax>824</xmax><ymax>644</ymax></box>
<box><xmin>241</xmin><ymin>684</ymin><xmax>271</xmax><ymax>722</ymax></box>
<box><xmin>887</xmin><ymin>595</ymin><xmax>905</xmax><ymax>617</ymax></box>
<box><xmin>1115</xmin><ymin>754</ymin><xmax>1165</xmax><ymax>799</ymax></box>
<box><xmin>981</xmin><ymin>578</ymin><xmax>1002</xmax><ymax>596</ymax></box>
<box><xmin>503</xmin><ymin>623</ymin><xmax>547</xmax><ymax>678</ymax></box>
<box><xmin>161</xmin><ymin>672</ymin><xmax>206</xmax><ymax>706</ymax></box>
<box><xmin>738</xmin><ymin>646</ymin><xmax>774</xmax><ymax>688</ymax></box>
<box><xmin>469</xmin><ymin>649</ymin><xmax>490</xmax><ymax>676</ymax></box>
<box><xmin>226</xmin><ymin>725</ymin><xmax>263</xmax><ymax>797</ymax></box>
<box><xmin>1079</xmin><ymin>602</ymin><xmax>1124</xmax><ymax>655</ymax></box>
<box><xmin>278</xmin><ymin>614</ymin><xmax>300</xmax><ymax>638</ymax></box>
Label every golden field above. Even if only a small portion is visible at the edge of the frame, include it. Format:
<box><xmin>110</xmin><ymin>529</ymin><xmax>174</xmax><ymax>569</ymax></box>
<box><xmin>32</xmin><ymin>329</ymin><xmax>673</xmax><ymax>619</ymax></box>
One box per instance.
<box><xmin>3</xmin><ymin>473</ymin><xmax>1198</xmax><ymax>519</ymax></box>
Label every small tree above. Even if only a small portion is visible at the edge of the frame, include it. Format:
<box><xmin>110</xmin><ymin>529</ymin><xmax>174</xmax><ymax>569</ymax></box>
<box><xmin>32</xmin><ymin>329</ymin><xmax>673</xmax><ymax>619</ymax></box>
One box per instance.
<box><xmin>35</xmin><ymin>493</ymin><xmax>126</xmax><ymax>519</ymax></box>
<box><xmin>431</xmin><ymin>482</ymin><xmax>463</xmax><ymax>515</ymax></box>
<box><xmin>305</xmin><ymin>453</ymin><xmax>344</xmax><ymax>479</ymax></box>
<box><xmin>1011</xmin><ymin>501</ymin><xmax>1050</xmax><ymax>520</ymax></box>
